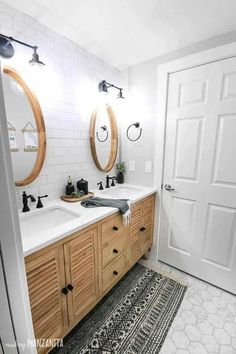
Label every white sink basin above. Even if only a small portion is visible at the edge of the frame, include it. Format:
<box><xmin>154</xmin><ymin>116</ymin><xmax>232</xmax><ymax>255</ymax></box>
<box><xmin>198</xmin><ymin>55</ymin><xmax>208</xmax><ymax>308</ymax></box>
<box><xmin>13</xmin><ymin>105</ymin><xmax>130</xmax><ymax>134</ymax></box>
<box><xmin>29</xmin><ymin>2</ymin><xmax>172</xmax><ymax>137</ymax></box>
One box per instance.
<box><xmin>99</xmin><ymin>186</ymin><xmax>142</xmax><ymax>199</ymax></box>
<box><xmin>20</xmin><ymin>206</ymin><xmax>80</xmax><ymax>239</ymax></box>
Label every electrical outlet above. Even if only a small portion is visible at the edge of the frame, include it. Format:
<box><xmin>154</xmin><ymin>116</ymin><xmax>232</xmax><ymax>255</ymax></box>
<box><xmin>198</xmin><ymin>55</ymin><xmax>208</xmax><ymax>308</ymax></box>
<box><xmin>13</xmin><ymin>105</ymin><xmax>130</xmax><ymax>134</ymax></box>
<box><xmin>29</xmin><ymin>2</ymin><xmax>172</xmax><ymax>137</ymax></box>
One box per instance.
<box><xmin>145</xmin><ymin>161</ymin><xmax>152</xmax><ymax>173</ymax></box>
<box><xmin>129</xmin><ymin>160</ymin><xmax>135</xmax><ymax>171</ymax></box>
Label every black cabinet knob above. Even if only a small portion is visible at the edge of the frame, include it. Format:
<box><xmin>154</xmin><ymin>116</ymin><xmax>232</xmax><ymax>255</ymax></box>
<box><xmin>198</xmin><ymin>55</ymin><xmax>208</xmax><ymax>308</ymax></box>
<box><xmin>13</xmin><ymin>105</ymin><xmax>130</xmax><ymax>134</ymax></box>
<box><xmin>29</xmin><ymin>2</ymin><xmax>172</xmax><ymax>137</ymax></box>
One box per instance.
<box><xmin>67</xmin><ymin>284</ymin><xmax>74</xmax><ymax>291</ymax></box>
<box><xmin>140</xmin><ymin>227</ymin><xmax>146</xmax><ymax>232</ymax></box>
<box><xmin>113</xmin><ymin>270</ymin><xmax>118</xmax><ymax>276</ymax></box>
<box><xmin>113</xmin><ymin>249</ymin><xmax>119</xmax><ymax>254</ymax></box>
<box><xmin>61</xmin><ymin>287</ymin><xmax>68</xmax><ymax>295</ymax></box>
<box><xmin>113</xmin><ymin>226</ymin><xmax>119</xmax><ymax>231</ymax></box>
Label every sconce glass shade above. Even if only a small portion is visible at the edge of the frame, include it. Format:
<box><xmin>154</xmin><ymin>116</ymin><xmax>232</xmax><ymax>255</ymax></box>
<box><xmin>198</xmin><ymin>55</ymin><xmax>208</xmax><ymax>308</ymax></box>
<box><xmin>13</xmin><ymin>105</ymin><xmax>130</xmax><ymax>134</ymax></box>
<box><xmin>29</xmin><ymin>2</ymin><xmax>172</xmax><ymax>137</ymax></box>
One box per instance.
<box><xmin>0</xmin><ymin>36</ymin><xmax>14</xmax><ymax>58</ymax></box>
<box><xmin>29</xmin><ymin>47</ymin><xmax>45</xmax><ymax>66</ymax></box>
<box><xmin>117</xmin><ymin>89</ymin><xmax>125</xmax><ymax>99</ymax></box>
<box><xmin>98</xmin><ymin>80</ymin><xmax>108</xmax><ymax>93</ymax></box>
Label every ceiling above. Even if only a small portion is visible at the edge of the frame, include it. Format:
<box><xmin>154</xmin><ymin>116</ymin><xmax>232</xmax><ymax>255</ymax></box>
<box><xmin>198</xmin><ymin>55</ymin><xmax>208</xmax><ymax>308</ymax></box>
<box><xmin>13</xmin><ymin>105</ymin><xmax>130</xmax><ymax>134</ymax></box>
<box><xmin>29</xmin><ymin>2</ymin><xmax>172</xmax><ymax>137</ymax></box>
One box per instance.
<box><xmin>3</xmin><ymin>0</ymin><xmax>236</xmax><ymax>69</ymax></box>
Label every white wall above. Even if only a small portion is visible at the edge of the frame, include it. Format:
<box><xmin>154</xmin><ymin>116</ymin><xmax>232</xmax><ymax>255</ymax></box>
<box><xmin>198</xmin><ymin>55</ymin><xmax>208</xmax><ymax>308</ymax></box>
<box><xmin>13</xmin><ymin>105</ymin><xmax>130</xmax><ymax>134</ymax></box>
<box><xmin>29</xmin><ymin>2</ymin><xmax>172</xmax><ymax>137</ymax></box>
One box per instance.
<box><xmin>0</xmin><ymin>1</ymin><xmax>120</xmax><ymax>208</ymax></box>
<box><xmin>120</xmin><ymin>30</ymin><xmax>236</xmax><ymax>187</ymax></box>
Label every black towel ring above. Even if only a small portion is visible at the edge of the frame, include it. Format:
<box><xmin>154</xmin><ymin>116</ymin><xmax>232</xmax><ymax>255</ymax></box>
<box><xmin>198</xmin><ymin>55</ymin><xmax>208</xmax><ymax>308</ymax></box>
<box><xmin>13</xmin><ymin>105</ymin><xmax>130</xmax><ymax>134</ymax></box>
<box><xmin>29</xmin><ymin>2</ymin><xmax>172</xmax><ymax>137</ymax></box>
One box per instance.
<box><xmin>126</xmin><ymin>122</ymin><xmax>142</xmax><ymax>142</ymax></box>
<box><xmin>96</xmin><ymin>125</ymin><xmax>109</xmax><ymax>142</ymax></box>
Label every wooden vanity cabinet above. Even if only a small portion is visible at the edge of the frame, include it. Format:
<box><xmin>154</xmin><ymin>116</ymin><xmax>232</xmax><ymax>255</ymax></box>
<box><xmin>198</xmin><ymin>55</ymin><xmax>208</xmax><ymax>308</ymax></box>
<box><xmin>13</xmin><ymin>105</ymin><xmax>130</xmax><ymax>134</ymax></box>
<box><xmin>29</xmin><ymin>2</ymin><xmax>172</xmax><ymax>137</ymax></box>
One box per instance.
<box><xmin>25</xmin><ymin>193</ymin><xmax>155</xmax><ymax>353</ymax></box>
<box><xmin>25</xmin><ymin>227</ymin><xmax>99</xmax><ymax>353</ymax></box>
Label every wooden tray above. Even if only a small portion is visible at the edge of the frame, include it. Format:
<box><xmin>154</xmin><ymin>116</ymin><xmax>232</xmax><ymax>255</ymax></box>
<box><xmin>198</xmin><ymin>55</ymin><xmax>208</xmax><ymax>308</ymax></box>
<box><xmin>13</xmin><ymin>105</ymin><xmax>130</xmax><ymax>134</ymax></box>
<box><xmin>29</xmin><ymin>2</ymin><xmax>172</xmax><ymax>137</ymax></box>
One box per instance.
<box><xmin>61</xmin><ymin>192</ymin><xmax>94</xmax><ymax>203</ymax></box>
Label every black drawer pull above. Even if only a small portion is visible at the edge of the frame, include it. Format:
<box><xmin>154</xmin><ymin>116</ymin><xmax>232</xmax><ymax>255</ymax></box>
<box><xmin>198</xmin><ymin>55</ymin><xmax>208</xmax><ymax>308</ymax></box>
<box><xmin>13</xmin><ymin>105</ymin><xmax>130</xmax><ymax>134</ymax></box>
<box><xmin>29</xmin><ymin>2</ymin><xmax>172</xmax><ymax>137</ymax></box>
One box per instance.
<box><xmin>61</xmin><ymin>287</ymin><xmax>68</xmax><ymax>295</ymax></box>
<box><xmin>140</xmin><ymin>227</ymin><xmax>146</xmax><ymax>232</ymax></box>
<box><xmin>113</xmin><ymin>270</ymin><xmax>118</xmax><ymax>276</ymax></box>
<box><xmin>113</xmin><ymin>249</ymin><xmax>119</xmax><ymax>254</ymax></box>
<box><xmin>113</xmin><ymin>226</ymin><xmax>119</xmax><ymax>231</ymax></box>
<box><xmin>67</xmin><ymin>284</ymin><xmax>74</xmax><ymax>291</ymax></box>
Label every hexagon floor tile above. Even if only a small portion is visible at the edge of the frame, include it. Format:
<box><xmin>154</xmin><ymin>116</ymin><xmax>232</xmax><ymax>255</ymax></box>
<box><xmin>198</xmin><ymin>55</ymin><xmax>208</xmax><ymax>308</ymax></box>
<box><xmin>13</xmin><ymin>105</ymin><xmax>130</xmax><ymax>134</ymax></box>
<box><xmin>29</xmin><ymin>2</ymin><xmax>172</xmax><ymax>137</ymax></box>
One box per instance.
<box><xmin>140</xmin><ymin>259</ymin><xmax>236</xmax><ymax>354</ymax></box>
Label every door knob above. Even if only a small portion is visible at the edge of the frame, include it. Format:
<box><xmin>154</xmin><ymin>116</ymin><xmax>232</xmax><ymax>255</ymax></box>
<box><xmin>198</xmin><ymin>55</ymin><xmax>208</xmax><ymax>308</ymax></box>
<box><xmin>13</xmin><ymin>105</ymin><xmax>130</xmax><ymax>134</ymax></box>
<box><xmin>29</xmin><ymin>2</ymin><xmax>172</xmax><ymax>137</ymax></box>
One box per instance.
<box><xmin>61</xmin><ymin>287</ymin><xmax>68</xmax><ymax>295</ymax></box>
<box><xmin>164</xmin><ymin>184</ymin><xmax>175</xmax><ymax>191</ymax></box>
<box><xmin>67</xmin><ymin>284</ymin><xmax>74</xmax><ymax>291</ymax></box>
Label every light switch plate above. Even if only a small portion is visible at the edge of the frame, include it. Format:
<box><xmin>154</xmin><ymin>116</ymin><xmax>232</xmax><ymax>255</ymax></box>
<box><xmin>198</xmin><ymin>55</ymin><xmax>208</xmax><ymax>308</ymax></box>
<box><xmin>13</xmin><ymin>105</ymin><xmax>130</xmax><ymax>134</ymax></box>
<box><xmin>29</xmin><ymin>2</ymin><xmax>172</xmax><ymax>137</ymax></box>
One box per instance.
<box><xmin>145</xmin><ymin>161</ymin><xmax>152</xmax><ymax>173</ymax></box>
<box><xmin>129</xmin><ymin>160</ymin><xmax>135</xmax><ymax>171</ymax></box>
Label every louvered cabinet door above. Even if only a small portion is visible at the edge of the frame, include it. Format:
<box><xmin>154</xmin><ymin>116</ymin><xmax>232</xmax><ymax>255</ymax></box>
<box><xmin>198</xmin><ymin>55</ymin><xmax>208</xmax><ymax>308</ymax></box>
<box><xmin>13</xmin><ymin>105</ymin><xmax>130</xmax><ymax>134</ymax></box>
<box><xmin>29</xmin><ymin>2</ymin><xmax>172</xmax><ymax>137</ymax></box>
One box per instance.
<box><xmin>141</xmin><ymin>195</ymin><xmax>155</xmax><ymax>253</ymax></box>
<box><xmin>128</xmin><ymin>203</ymin><xmax>142</xmax><ymax>266</ymax></box>
<box><xmin>64</xmin><ymin>227</ymin><xmax>99</xmax><ymax>325</ymax></box>
<box><xmin>25</xmin><ymin>246</ymin><xmax>68</xmax><ymax>353</ymax></box>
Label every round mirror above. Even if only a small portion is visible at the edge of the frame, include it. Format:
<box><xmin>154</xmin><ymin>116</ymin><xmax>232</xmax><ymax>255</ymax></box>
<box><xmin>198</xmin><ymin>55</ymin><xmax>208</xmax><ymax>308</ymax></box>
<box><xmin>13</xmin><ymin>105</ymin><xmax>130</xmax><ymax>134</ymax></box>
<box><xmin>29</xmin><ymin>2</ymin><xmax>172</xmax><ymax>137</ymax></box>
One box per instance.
<box><xmin>90</xmin><ymin>104</ymin><xmax>118</xmax><ymax>172</ymax></box>
<box><xmin>2</xmin><ymin>66</ymin><xmax>46</xmax><ymax>186</ymax></box>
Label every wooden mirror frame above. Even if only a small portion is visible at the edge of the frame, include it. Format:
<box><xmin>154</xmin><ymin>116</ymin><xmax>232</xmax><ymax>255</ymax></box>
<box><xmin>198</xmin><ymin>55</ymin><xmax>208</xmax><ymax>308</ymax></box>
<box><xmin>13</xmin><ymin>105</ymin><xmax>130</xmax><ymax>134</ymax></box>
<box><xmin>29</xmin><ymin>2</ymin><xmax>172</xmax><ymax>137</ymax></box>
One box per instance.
<box><xmin>90</xmin><ymin>104</ymin><xmax>118</xmax><ymax>172</ymax></box>
<box><xmin>3</xmin><ymin>66</ymin><xmax>46</xmax><ymax>186</ymax></box>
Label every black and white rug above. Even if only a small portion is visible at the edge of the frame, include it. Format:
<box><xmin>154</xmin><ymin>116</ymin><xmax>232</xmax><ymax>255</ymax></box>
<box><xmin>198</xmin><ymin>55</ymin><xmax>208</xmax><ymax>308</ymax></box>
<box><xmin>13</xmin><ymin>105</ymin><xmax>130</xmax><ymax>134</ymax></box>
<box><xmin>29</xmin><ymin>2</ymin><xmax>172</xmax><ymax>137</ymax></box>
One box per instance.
<box><xmin>51</xmin><ymin>263</ymin><xmax>186</xmax><ymax>354</ymax></box>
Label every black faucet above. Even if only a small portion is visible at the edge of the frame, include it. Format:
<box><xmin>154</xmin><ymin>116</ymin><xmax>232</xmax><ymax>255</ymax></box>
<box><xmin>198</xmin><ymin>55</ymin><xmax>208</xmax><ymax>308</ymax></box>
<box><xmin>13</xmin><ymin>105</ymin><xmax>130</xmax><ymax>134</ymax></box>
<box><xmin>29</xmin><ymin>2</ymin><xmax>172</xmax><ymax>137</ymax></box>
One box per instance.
<box><xmin>111</xmin><ymin>177</ymin><xmax>117</xmax><ymax>187</ymax></box>
<box><xmin>97</xmin><ymin>182</ymin><xmax>104</xmax><ymax>190</ymax></box>
<box><xmin>36</xmin><ymin>195</ymin><xmax>48</xmax><ymax>208</ymax></box>
<box><xmin>105</xmin><ymin>175</ymin><xmax>110</xmax><ymax>188</ymax></box>
<box><xmin>22</xmin><ymin>192</ymin><xmax>36</xmax><ymax>212</ymax></box>
<box><xmin>106</xmin><ymin>175</ymin><xmax>117</xmax><ymax>188</ymax></box>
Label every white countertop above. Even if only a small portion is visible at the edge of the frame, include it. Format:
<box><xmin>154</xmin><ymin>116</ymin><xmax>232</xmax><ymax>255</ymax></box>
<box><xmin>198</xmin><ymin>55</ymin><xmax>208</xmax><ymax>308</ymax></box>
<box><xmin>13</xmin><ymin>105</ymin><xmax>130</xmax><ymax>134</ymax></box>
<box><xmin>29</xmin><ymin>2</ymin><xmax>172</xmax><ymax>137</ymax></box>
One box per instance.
<box><xmin>20</xmin><ymin>184</ymin><xmax>156</xmax><ymax>257</ymax></box>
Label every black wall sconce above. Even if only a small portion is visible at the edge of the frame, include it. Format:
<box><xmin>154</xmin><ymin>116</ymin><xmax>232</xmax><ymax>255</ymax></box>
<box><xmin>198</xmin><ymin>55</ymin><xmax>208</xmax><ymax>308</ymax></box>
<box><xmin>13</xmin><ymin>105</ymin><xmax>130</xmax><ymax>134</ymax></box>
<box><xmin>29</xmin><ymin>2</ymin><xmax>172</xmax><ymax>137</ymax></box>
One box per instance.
<box><xmin>98</xmin><ymin>80</ymin><xmax>125</xmax><ymax>99</ymax></box>
<box><xmin>96</xmin><ymin>125</ymin><xmax>109</xmax><ymax>142</ymax></box>
<box><xmin>0</xmin><ymin>33</ymin><xmax>45</xmax><ymax>65</ymax></box>
<box><xmin>126</xmin><ymin>122</ymin><xmax>143</xmax><ymax>142</ymax></box>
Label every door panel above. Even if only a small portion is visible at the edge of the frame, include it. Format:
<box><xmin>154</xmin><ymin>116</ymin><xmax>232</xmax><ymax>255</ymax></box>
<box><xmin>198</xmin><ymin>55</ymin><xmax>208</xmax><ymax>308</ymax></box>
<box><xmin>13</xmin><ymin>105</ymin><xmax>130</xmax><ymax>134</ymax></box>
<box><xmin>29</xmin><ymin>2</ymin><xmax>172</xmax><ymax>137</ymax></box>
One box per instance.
<box><xmin>174</xmin><ymin>117</ymin><xmax>203</xmax><ymax>181</ymax></box>
<box><xmin>168</xmin><ymin>197</ymin><xmax>195</xmax><ymax>255</ymax></box>
<box><xmin>212</xmin><ymin>115</ymin><xmax>236</xmax><ymax>185</ymax></box>
<box><xmin>64</xmin><ymin>228</ymin><xmax>99</xmax><ymax>325</ymax></box>
<box><xmin>159</xmin><ymin>57</ymin><xmax>236</xmax><ymax>293</ymax></box>
<box><xmin>221</xmin><ymin>71</ymin><xmax>236</xmax><ymax>100</ymax></box>
<box><xmin>202</xmin><ymin>204</ymin><xmax>236</xmax><ymax>269</ymax></box>
<box><xmin>25</xmin><ymin>246</ymin><xmax>68</xmax><ymax>353</ymax></box>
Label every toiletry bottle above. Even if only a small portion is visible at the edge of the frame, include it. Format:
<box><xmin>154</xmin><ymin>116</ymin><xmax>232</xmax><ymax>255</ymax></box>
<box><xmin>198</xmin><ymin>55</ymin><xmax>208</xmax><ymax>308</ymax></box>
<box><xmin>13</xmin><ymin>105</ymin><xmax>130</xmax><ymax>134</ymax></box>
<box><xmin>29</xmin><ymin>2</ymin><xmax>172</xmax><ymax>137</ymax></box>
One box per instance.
<box><xmin>77</xmin><ymin>178</ymin><xmax>88</xmax><ymax>195</ymax></box>
<box><xmin>66</xmin><ymin>176</ymin><xmax>75</xmax><ymax>195</ymax></box>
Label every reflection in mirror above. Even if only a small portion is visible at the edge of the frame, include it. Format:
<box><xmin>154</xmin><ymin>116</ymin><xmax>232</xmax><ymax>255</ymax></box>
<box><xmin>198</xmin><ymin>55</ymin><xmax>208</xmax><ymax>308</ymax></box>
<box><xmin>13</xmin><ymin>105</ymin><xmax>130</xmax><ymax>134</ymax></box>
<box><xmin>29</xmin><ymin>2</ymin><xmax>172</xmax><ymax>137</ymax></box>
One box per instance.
<box><xmin>90</xmin><ymin>104</ymin><xmax>118</xmax><ymax>172</ymax></box>
<box><xmin>95</xmin><ymin>106</ymin><xmax>111</xmax><ymax>168</ymax></box>
<box><xmin>2</xmin><ymin>67</ymin><xmax>46</xmax><ymax>186</ymax></box>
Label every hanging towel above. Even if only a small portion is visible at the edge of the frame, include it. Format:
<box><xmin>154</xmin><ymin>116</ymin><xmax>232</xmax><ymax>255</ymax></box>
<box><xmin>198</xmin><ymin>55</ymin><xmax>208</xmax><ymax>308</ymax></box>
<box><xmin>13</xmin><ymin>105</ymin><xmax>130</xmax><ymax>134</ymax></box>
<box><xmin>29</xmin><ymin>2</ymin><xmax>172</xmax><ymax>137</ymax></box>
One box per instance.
<box><xmin>81</xmin><ymin>197</ymin><xmax>132</xmax><ymax>225</ymax></box>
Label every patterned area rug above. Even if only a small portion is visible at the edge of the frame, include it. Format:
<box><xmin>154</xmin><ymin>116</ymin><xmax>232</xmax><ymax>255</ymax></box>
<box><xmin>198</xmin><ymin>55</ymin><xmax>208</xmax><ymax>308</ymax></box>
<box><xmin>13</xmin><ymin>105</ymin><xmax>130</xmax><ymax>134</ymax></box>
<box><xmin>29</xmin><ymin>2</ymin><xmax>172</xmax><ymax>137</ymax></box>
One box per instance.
<box><xmin>51</xmin><ymin>263</ymin><xmax>186</xmax><ymax>354</ymax></box>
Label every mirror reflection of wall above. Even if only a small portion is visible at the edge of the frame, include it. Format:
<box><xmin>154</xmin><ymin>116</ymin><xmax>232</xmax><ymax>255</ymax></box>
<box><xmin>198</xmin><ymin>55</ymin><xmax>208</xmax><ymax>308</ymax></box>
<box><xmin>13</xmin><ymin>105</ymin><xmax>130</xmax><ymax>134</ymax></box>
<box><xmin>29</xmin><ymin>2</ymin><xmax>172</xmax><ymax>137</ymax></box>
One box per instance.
<box><xmin>95</xmin><ymin>105</ymin><xmax>112</xmax><ymax>168</ymax></box>
<box><xmin>3</xmin><ymin>73</ymin><xmax>37</xmax><ymax>181</ymax></box>
<box><xmin>90</xmin><ymin>104</ymin><xmax>118</xmax><ymax>172</ymax></box>
<box><xmin>2</xmin><ymin>67</ymin><xmax>46</xmax><ymax>186</ymax></box>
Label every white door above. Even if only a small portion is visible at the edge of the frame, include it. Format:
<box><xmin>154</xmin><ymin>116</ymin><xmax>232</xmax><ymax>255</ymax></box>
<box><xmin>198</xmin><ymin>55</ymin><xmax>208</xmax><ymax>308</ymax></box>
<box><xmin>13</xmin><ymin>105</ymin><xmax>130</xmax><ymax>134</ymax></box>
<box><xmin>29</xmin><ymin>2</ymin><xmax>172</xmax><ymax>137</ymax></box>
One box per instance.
<box><xmin>159</xmin><ymin>57</ymin><xmax>236</xmax><ymax>294</ymax></box>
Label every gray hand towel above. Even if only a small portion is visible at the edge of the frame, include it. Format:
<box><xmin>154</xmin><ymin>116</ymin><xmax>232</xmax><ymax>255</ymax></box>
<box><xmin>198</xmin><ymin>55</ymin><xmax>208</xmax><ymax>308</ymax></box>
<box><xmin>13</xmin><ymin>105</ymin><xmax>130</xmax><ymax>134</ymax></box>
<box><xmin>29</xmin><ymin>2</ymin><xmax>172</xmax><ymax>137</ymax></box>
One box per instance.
<box><xmin>81</xmin><ymin>197</ymin><xmax>129</xmax><ymax>215</ymax></box>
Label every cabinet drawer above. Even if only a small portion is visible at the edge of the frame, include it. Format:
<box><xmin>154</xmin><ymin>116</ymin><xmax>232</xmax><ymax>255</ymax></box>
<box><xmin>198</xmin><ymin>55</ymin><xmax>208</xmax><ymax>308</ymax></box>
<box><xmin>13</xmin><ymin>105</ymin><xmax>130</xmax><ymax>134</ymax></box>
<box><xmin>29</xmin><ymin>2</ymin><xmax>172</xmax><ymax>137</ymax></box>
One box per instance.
<box><xmin>102</xmin><ymin>214</ymin><xmax>125</xmax><ymax>245</ymax></box>
<box><xmin>102</xmin><ymin>254</ymin><xmax>126</xmax><ymax>292</ymax></box>
<box><xmin>102</xmin><ymin>234</ymin><xmax>125</xmax><ymax>268</ymax></box>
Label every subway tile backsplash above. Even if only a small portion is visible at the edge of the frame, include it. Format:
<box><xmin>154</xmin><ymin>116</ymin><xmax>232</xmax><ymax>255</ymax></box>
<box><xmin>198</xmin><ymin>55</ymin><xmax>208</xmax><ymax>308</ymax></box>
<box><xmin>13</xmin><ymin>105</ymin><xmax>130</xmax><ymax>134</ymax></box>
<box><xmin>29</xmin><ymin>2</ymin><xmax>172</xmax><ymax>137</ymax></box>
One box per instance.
<box><xmin>0</xmin><ymin>1</ymin><xmax>120</xmax><ymax>208</ymax></box>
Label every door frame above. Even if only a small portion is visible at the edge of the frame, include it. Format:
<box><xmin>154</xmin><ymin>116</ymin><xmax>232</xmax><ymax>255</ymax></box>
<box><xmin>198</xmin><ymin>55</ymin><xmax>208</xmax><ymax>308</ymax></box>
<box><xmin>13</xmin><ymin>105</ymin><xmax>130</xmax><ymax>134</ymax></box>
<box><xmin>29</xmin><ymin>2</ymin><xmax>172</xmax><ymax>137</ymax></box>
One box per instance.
<box><xmin>151</xmin><ymin>42</ymin><xmax>236</xmax><ymax>262</ymax></box>
<box><xmin>0</xmin><ymin>60</ymin><xmax>36</xmax><ymax>353</ymax></box>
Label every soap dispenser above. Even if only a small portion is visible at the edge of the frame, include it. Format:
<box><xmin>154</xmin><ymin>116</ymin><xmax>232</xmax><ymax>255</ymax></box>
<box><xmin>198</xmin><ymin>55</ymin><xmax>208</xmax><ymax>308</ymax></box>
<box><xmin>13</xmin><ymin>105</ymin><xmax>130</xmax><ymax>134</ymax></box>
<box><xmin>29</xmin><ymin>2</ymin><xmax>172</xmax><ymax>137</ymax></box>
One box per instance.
<box><xmin>77</xmin><ymin>178</ymin><xmax>88</xmax><ymax>195</ymax></box>
<box><xmin>66</xmin><ymin>176</ymin><xmax>75</xmax><ymax>196</ymax></box>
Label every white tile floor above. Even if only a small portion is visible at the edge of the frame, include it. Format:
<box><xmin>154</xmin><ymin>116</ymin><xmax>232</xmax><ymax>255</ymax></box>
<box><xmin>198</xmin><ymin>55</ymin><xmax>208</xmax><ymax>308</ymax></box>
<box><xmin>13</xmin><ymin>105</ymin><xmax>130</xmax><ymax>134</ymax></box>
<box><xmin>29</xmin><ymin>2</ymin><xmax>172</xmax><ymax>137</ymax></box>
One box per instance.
<box><xmin>140</xmin><ymin>259</ymin><xmax>236</xmax><ymax>354</ymax></box>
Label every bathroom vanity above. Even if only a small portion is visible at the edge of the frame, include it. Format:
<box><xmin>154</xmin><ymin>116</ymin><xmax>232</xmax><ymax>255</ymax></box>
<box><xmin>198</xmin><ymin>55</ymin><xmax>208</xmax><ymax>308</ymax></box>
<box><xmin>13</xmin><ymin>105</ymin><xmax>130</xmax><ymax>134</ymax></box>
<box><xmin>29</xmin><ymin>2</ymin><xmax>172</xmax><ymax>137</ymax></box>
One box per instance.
<box><xmin>22</xmin><ymin>186</ymin><xmax>156</xmax><ymax>353</ymax></box>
